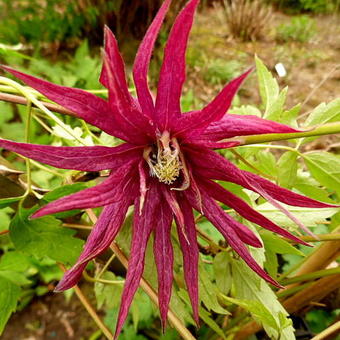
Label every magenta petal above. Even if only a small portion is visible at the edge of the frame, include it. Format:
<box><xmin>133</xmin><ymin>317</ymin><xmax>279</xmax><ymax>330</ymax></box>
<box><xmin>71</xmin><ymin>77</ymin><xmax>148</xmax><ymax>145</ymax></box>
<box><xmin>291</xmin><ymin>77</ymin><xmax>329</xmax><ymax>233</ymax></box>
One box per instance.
<box><xmin>176</xmin><ymin>194</ymin><xmax>200</xmax><ymax>326</ymax></box>
<box><xmin>155</xmin><ymin>0</ymin><xmax>199</xmax><ymax>130</ymax></box>
<box><xmin>199</xmin><ymin>114</ymin><xmax>301</xmax><ymax>141</ymax></box>
<box><xmin>174</xmin><ymin>69</ymin><xmax>252</xmax><ymax>137</ymax></box>
<box><xmin>188</xmin><ymin>190</ymin><xmax>280</xmax><ymax>287</ymax></box>
<box><xmin>55</xmin><ymin>195</ymin><xmax>134</xmax><ymax>291</ymax></box>
<box><xmin>100</xmin><ymin>26</ymin><xmax>131</xmax><ymax>98</ymax></box>
<box><xmin>153</xmin><ymin>200</ymin><xmax>174</xmax><ymax>330</ymax></box>
<box><xmin>114</xmin><ymin>183</ymin><xmax>161</xmax><ymax>339</ymax></box>
<box><xmin>102</xmin><ymin>53</ymin><xmax>154</xmax><ymax>142</ymax></box>
<box><xmin>187</xmin><ymin>186</ymin><xmax>262</xmax><ymax>248</ymax></box>
<box><xmin>32</xmin><ymin>161</ymin><xmax>137</xmax><ymax>218</ymax></box>
<box><xmin>0</xmin><ymin>65</ymin><xmax>126</xmax><ymax>139</ymax></box>
<box><xmin>187</xmin><ymin>146</ymin><xmax>336</xmax><ymax>209</ymax></box>
<box><xmin>0</xmin><ymin>139</ymin><xmax>142</xmax><ymax>171</ymax></box>
<box><xmin>133</xmin><ymin>0</ymin><xmax>172</xmax><ymax>116</ymax></box>
<box><xmin>199</xmin><ymin>179</ymin><xmax>310</xmax><ymax>246</ymax></box>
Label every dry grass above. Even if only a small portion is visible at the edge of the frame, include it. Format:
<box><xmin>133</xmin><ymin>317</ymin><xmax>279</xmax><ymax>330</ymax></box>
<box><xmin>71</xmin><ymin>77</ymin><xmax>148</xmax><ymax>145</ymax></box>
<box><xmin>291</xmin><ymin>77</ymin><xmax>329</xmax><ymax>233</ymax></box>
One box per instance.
<box><xmin>223</xmin><ymin>0</ymin><xmax>273</xmax><ymax>41</ymax></box>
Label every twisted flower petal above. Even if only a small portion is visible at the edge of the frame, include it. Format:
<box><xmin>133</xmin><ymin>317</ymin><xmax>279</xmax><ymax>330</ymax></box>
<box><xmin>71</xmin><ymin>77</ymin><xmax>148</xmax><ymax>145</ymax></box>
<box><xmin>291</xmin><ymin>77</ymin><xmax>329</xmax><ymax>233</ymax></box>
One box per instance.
<box><xmin>0</xmin><ymin>138</ymin><xmax>142</xmax><ymax>171</ymax></box>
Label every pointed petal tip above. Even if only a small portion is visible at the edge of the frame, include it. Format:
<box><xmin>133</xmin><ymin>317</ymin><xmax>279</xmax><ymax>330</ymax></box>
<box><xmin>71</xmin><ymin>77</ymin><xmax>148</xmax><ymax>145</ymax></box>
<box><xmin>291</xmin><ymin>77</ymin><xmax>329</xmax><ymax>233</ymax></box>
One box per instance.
<box><xmin>30</xmin><ymin>210</ymin><xmax>44</xmax><ymax>219</ymax></box>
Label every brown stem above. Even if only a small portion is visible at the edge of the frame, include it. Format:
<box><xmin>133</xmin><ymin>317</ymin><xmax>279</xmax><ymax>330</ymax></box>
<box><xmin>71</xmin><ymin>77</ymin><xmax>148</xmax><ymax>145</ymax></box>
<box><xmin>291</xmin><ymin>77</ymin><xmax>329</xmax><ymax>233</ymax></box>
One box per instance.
<box><xmin>282</xmin><ymin>238</ymin><xmax>340</xmax><ymax>292</ymax></box>
<box><xmin>311</xmin><ymin>320</ymin><xmax>340</xmax><ymax>340</ymax></box>
<box><xmin>58</xmin><ymin>263</ymin><xmax>113</xmax><ymax>340</ymax></box>
<box><xmin>0</xmin><ymin>92</ymin><xmax>75</xmax><ymax>116</ymax></box>
<box><xmin>0</xmin><ymin>229</ymin><xmax>9</xmax><ymax>235</ymax></box>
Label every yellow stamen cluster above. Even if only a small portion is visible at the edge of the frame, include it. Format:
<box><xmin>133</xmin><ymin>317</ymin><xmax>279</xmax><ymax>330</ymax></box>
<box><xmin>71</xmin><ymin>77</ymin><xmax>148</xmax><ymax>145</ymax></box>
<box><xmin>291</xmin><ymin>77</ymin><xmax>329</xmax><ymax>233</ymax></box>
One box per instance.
<box><xmin>153</xmin><ymin>154</ymin><xmax>181</xmax><ymax>184</ymax></box>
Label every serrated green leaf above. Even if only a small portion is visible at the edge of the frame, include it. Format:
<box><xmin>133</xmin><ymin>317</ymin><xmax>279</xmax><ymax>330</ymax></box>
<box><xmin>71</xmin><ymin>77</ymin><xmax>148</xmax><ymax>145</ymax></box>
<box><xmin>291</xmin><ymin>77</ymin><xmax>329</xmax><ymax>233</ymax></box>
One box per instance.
<box><xmin>256</xmin><ymin>150</ymin><xmax>278</xmax><ymax>177</ymax></box>
<box><xmin>303</xmin><ymin>152</ymin><xmax>340</xmax><ymax>197</ymax></box>
<box><xmin>277</xmin><ymin>152</ymin><xmax>298</xmax><ymax>188</ymax></box>
<box><xmin>9</xmin><ymin>207</ymin><xmax>84</xmax><ymax>265</ymax></box>
<box><xmin>231</xmin><ymin>259</ymin><xmax>295</xmax><ymax>340</ymax></box>
<box><xmin>0</xmin><ymin>271</ymin><xmax>31</xmax><ymax>285</ymax></box>
<box><xmin>255</xmin><ymin>56</ymin><xmax>279</xmax><ymax>115</ymax></box>
<box><xmin>42</xmin><ymin>182</ymin><xmax>90</xmax><ymax>203</ymax></box>
<box><xmin>304</xmin><ymin>99</ymin><xmax>340</xmax><ymax>127</ymax></box>
<box><xmin>221</xmin><ymin>295</ymin><xmax>279</xmax><ymax>331</ymax></box>
<box><xmin>199</xmin><ymin>262</ymin><xmax>229</xmax><ymax>314</ymax></box>
<box><xmin>178</xmin><ymin>289</ymin><xmax>227</xmax><ymax>339</ymax></box>
<box><xmin>264</xmin><ymin>249</ymin><xmax>279</xmax><ymax>278</ymax></box>
<box><xmin>198</xmin><ymin>307</ymin><xmax>227</xmax><ymax>340</ymax></box>
<box><xmin>213</xmin><ymin>252</ymin><xmax>232</xmax><ymax>295</ymax></box>
<box><xmin>294</xmin><ymin>171</ymin><xmax>334</xmax><ymax>203</ymax></box>
<box><xmin>41</xmin><ymin>182</ymin><xmax>90</xmax><ymax>218</ymax></box>
<box><xmin>281</xmin><ymin>104</ymin><xmax>300</xmax><ymax>127</ymax></box>
<box><xmin>170</xmin><ymin>287</ymin><xmax>195</xmax><ymax>326</ymax></box>
<box><xmin>230</xmin><ymin>105</ymin><xmax>262</xmax><ymax>117</ymax></box>
<box><xmin>257</xmin><ymin>202</ymin><xmax>338</xmax><ymax>230</ymax></box>
<box><xmin>261</xmin><ymin>232</ymin><xmax>305</xmax><ymax>256</ymax></box>
<box><xmin>94</xmin><ymin>272</ymin><xmax>124</xmax><ymax>310</ymax></box>
<box><xmin>0</xmin><ymin>277</ymin><xmax>21</xmax><ymax>335</ymax></box>
<box><xmin>0</xmin><ymin>251</ymin><xmax>31</xmax><ymax>272</ymax></box>
<box><xmin>265</xmin><ymin>87</ymin><xmax>288</xmax><ymax>121</ymax></box>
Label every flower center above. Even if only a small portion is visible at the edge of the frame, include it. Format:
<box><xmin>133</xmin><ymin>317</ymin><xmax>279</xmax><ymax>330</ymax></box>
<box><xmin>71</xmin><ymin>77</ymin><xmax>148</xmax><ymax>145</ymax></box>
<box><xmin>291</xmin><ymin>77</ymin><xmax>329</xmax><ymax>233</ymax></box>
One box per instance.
<box><xmin>144</xmin><ymin>131</ymin><xmax>181</xmax><ymax>185</ymax></box>
<box><xmin>153</xmin><ymin>150</ymin><xmax>181</xmax><ymax>185</ymax></box>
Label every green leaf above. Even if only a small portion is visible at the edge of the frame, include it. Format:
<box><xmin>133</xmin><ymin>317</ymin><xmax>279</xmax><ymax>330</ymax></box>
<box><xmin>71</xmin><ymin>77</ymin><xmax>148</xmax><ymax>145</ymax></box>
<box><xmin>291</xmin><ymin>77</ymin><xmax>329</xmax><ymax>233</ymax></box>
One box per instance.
<box><xmin>302</xmin><ymin>99</ymin><xmax>340</xmax><ymax>144</ymax></box>
<box><xmin>303</xmin><ymin>152</ymin><xmax>340</xmax><ymax>197</ymax></box>
<box><xmin>255</xmin><ymin>56</ymin><xmax>279</xmax><ymax>115</ymax></box>
<box><xmin>41</xmin><ymin>182</ymin><xmax>90</xmax><ymax>218</ymax></box>
<box><xmin>265</xmin><ymin>86</ymin><xmax>288</xmax><ymax>121</ymax></box>
<box><xmin>294</xmin><ymin>170</ymin><xmax>334</xmax><ymax>203</ymax></box>
<box><xmin>0</xmin><ymin>271</ymin><xmax>31</xmax><ymax>285</ymax></box>
<box><xmin>257</xmin><ymin>202</ymin><xmax>338</xmax><ymax>230</ymax></box>
<box><xmin>42</xmin><ymin>182</ymin><xmax>89</xmax><ymax>203</ymax></box>
<box><xmin>281</xmin><ymin>104</ymin><xmax>300</xmax><ymax>127</ymax></box>
<box><xmin>9</xmin><ymin>207</ymin><xmax>84</xmax><ymax>265</ymax></box>
<box><xmin>221</xmin><ymin>295</ymin><xmax>279</xmax><ymax>331</ymax></box>
<box><xmin>0</xmin><ymin>277</ymin><xmax>21</xmax><ymax>335</ymax></box>
<box><xmin>230</xmin><ymin>105</ymin><xmax>262</xmax><ymax>117</ymax></box>
<box><xmin>94</xmin><ymin>272</ymin><xmax>123</xmax><ymax>310</ymax></box>
<box><xmin>198</xmin><ymin>307</ymin><xmax>227</xmax><ymax>340</ymax></box>
<box><xmin>0</xmin><ymin>196</ymin><xmax>24</xmax><ymax>209</ymax></box>
<box><xmin>264</xmin><ymin>249</ymin><xmax>279</xmax><ymax>278</ymax></box>
<box><xmin>0</xmin><ymin>251</ymin><xmax>31</xmax><ymax>272</ymax></box>
<box><xmin>213</xmin><ymin>252</ymin><xmax>232</xmax><ymax>295</ymax></box>
<box><xmin>261</xmin><ymin>232</ymin><xmax>305</xmax><ymax>256</ymax></box>
<box><xmin>199</xmin><ymin>262</ymin><xmax>229</xmax><ymax>314</ymax></box>
<box><xmin>277</xmin><ymin>152</ymin><xmax>298</xmax><ymax>188</ymax></box>
<box><xmin>304</xmin><ymin>98</ymin><xmax>340</xmax><ymax>127</ymax></box>
<box><xmin>177</xmin><ymin>289</ymin><xmax>227</xmax><ymax>340</ymax></box>
<box><xmin>0</xmin><ymin>251</ymin><xmax>32</xmax><ymax>285</ymax></box>
<box><xmin>232</xmin><ymin>259</ymin><xmax>295</xmax><ymax>340</ymax></box>
<box><xmin>256</xmin><ymin>151</ymin><xmax>278</xmax><ymax>177</ymax></box>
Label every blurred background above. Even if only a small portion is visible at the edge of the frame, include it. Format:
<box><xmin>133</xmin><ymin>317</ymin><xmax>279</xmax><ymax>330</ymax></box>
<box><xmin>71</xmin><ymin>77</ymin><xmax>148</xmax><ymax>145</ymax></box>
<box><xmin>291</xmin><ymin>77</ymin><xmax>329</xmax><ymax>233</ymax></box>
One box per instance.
<box><xmin>0</xmin><ymin>0</ymin><xmax>339</xmax><ymax>339</ymax></box>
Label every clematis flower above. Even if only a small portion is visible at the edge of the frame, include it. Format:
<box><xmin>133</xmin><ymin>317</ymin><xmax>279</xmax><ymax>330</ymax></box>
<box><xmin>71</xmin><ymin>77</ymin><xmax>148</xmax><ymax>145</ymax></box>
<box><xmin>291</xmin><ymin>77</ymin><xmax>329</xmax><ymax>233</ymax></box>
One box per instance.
<box><xmin>0</xmin><ymin>0</ymin><xmax>336</xmax><ymax>337</ymax></box>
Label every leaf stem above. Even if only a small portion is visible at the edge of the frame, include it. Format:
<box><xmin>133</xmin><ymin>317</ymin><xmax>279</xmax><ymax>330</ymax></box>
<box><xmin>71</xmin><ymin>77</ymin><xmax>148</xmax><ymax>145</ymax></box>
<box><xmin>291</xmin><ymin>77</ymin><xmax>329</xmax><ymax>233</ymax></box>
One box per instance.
<box><xmin>83</xmin><ymin>270</ymin><xmax>124</xmax><ymax>285</ymax></box>
<box><xmin>280</xmin><ymin>267</ymin><xmax>340</xmax><ymax>285</ymax></box>
<box><xmin>0</xmin><ymin>77</ymin><xmax>86</xmax><ymax>144</ymax></box>
<box><xmin>24</xmin><ymin>101</ymin><xmax>32</xmax><ymax>195</ymax></box>
<box><xmin>58</xmin><ymin>263</ymin><xmax>113</xmax><ymax>340</ymax></box>
<box><xmin>238</xmin><ymin>122</ymin><xmax>340</xmax><ymax>145</ymax></box>
<box><xmin>289</xmin><ymin>233</ymin><xmax>340</xmax><ymax>243</ymax></box>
